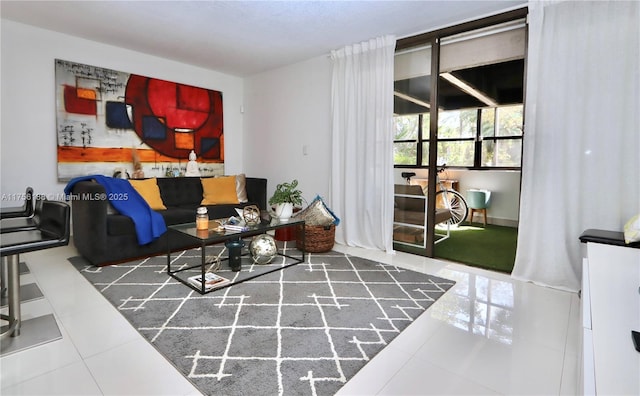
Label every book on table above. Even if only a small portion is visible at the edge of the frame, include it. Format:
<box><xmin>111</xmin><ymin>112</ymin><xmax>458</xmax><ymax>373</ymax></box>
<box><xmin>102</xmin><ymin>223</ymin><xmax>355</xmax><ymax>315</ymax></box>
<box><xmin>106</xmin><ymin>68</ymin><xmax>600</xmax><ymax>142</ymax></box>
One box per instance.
<box><xmin>188</xmin><ymin>272</ymin><xmax>230</xmax><ymax>291</ymax></box>
<box><xmin>214</xmin><ymin>216</ymin><xmax>249</xmax><ymax>232</ymax></box>
<box><xmin>224</xmin><ymin>223</ymin><xmax>249</xmax><ymax>232</ymax></box>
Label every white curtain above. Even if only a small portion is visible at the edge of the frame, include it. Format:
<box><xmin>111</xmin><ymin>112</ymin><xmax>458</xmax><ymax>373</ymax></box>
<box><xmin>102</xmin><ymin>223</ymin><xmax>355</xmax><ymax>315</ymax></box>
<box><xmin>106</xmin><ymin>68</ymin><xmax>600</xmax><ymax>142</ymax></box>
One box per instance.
<box><xmin>330</xmin><ymin>35</ymin><xmax>396</xmax><ymax>252</ymax></box>
<box><xmin>512</xmin><ymin>0</ymin><xmax>640</xmax><ymax>291</ymax></box>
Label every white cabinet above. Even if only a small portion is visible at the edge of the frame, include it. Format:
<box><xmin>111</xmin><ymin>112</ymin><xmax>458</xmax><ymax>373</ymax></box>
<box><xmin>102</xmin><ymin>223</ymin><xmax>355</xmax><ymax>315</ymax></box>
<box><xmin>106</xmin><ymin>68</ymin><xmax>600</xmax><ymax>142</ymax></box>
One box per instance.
<box><xmin>582</xmin><ymin>243</ymin><xmax>640</xmax><ymax>395</ymax></box>
<box><xmin>581</xmin><ymin>257</ymin><xmax>596</xmax><ymax>395</ymax></box>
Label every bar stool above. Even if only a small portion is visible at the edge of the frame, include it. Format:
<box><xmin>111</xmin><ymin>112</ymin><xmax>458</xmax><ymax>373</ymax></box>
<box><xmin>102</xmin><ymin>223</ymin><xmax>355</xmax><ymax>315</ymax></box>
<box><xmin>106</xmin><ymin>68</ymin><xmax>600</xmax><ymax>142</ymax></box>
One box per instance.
<box><xmin>1</xmin><ymin>197</ymin><xmax>46</xmax><ymax>298</ymax></box>
<box><xmin>0</xmin><ymin>187</ymin><xmax>34</xmax><ymax>219</ymax></box>
<box><xmin>0</xmin><ymin>201</ymin><xmax>70</xmax><ymax>339</ymax></box>
<box><xmin>466</xmin><ymin>189</ymin><xmax>491</xmax><ymax>227</ymax></box>
<box><xmin>1</xmin><ymin>197</ymin><xmax>45</xmax><ymax>233</ymax></box>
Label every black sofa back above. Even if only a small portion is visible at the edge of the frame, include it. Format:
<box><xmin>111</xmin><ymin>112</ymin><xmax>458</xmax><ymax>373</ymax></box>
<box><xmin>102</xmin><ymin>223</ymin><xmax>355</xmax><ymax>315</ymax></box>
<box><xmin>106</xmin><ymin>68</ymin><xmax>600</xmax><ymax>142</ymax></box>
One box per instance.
<box><xmin>156</xmin><ymin>176</ymin><xmax>267</xmax><ymax>210</ymax></box>
<box><xmin>156</xmin><ymin>177</ymin><xmax>204</xmax><ymax>207</ymax></box>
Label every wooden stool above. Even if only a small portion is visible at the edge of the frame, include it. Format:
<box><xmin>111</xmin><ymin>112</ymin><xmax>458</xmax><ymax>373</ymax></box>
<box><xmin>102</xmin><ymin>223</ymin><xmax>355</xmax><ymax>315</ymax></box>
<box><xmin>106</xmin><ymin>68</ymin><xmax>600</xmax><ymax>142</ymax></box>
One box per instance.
<box><xmin>469</xmin><ymin>208</ymin><xmax>487</xmax><ymax>226</ymax></box>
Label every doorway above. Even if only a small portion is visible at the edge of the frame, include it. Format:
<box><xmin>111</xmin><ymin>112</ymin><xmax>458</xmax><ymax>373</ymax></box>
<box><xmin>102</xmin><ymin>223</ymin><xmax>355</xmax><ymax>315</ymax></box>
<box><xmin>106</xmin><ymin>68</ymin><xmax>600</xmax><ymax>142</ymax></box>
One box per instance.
<box><xmin>392</xmin><ymin>11</ymin><xmax>527</xmax><ymax>273</ymax></box>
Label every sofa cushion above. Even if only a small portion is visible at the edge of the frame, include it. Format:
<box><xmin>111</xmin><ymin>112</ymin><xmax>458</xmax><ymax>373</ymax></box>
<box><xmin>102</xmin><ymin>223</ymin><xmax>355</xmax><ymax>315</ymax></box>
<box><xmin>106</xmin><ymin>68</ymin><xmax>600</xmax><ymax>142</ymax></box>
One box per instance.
<box><xmin>129</xmin><ymin>178</ymin><xmax>167</xmax><ymax>210</ymax></box>
<box><xmin>159</xmin><ymin>208</ymin><xmax>197</xmax><ymax>226</ymax></box>
<box><xmin>394</xmin><ymin>208</ymin><xmax>424</xmax><ymax>226</ymax></box>
<box><xmin>106</xmin><ymin>208</ymin><xmax>196</xmax><ymax>237</ymax></box>
<box><xmin>157</xmin><ymin>177</ymin><xmax>203</xmax><ymax>207</ymax></box>
<box><xmin>235</xmin><ymin>173</ymin><xmax>248</xmax><ymax>203</ymax></box>
<box><xmin>393</xmin><ymin>226</ymin><xmax>424</xmax><ymax>244</ymax></box>
<box><xmin>201</xmin><ymin>176</ymin><xmax>239</xmax><ymax>205</ymax></box>
<box><xmin>204</xmin><ymin>203</ymin><xmax>248</xmax><ymax>220</ymax></box>
<box><xmin>394</xmin><ymin>208</ymin><xmax>450</xmax><ymax>226</ymax></box>
<box><xmin>394</xmin><ymin>184</ymin><xmax>426</xmax><ymax>212</ymax></box>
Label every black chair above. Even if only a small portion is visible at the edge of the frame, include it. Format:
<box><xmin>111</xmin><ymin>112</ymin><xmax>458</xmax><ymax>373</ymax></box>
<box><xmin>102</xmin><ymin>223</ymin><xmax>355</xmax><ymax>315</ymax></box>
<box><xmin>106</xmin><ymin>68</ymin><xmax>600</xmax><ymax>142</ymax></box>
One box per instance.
<box><xmin>0</xmin><ymin>187</ymin><xmax>34</xmax><ymax>219</ymax></box>
<box><xmin>0</xmin><ymin>197</ymin><xmax>46</xmax><ymax>233</ymax></box>
<box><xmin>1</xmin><ymin>197</ymin><xmax>46</xmax><ymax>299</ymax></box>
<box><xmin>0</xmin><ymin>201</ymin><xmax>70</xmax><ymax>339</ymax></box>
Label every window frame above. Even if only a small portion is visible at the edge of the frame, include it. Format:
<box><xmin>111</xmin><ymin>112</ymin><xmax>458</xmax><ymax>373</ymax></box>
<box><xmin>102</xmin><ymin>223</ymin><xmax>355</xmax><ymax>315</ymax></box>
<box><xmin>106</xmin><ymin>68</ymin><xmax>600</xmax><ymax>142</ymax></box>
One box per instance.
<box><xmin>394</xmin><ymin>7</ymin><xmax>527</xmax><ymax>172</ymax></box>
<box><xmin>393</xmin><ymin>105</ymin><xmax>524</xmax><ymax>170</ymax></box>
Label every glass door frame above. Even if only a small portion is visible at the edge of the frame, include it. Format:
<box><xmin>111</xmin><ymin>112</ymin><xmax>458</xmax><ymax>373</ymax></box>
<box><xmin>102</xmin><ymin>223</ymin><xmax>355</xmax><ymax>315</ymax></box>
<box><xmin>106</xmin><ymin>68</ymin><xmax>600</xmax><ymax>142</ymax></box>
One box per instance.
<box><xmin>395</xmin><ymin>7</ymin><xmax>528</xmax><ymax>257</ymax></box>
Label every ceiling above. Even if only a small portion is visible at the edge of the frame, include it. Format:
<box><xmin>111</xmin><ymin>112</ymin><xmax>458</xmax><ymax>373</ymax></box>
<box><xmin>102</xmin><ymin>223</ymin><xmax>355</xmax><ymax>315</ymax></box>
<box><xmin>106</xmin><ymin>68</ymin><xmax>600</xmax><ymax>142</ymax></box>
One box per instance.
<box><xmin>395</xmin><ymin>59</ymin><xmax>525</xmax><ymax>114</ymax></box>
<box><xmin>1</xmin><ymin>0</ymin><xmax>524</xmax><ymax>77</ymax></box>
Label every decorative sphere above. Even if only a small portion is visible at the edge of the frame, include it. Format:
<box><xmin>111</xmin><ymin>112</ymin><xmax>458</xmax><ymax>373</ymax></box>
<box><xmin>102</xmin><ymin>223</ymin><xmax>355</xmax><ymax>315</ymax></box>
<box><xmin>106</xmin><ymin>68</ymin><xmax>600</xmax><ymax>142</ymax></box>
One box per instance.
<box><xmin>249</xmin><ymin>234</ymin><xmax>278</xmax><ymax>264</ymax></box>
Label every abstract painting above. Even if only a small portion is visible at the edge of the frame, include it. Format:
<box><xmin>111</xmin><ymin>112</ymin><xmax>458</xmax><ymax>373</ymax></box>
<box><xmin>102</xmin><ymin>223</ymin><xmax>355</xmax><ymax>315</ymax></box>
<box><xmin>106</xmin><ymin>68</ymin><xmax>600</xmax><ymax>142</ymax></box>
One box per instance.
<box><xmin>55</xmin><ymin>59</ymin><xmax>224</xmax><ymax>180</ymax></box>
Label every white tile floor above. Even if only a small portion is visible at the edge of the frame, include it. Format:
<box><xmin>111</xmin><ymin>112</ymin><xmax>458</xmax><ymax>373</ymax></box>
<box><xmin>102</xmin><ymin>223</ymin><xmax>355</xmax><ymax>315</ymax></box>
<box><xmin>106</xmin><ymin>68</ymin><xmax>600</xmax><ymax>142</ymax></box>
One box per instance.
<box><xmin>1</xmin><ymin>241</ymin><xmax>581</xmax><ymax>395</ymax></box>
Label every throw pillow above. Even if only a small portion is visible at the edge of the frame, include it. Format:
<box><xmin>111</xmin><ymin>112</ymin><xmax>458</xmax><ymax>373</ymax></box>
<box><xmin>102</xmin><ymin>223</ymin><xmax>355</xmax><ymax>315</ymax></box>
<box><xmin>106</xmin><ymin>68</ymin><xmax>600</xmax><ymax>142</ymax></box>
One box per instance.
<box><xmin>236</xmin><ymin>173</ymin><xmax>248</xmax><ymax>203</ymax></box>
<box><xmin>292</xmin><ymin>195</ymin><xmax>340</xmax><ymax>226</ymax></box>
<box><xmin>624</xmin><ymin>213</ymin><xmax>640</xmax><ymax>244</ymax></box>
<box><xmin>129</xmin><ymin>178</ymin><xmax>167</xmax><ymax>210</ymax></box>
<box><xmin>201</xmin><ymin>176</ymin><xmax>239</xmax><ymax>205</ymax></box>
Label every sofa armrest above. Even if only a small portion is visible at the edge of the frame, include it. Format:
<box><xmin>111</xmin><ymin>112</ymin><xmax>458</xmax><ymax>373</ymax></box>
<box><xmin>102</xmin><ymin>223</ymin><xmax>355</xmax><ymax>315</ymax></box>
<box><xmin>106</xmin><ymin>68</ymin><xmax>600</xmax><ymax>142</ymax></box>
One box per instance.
<box><xmin>68</xmin><ymin>181</ymin><xmax>109</xmax><ymax>261</ymax></box>
<box><xmin>245</xmin><ymin>178</ymin><xmax>267</xmax><ymax>210</ymax></box>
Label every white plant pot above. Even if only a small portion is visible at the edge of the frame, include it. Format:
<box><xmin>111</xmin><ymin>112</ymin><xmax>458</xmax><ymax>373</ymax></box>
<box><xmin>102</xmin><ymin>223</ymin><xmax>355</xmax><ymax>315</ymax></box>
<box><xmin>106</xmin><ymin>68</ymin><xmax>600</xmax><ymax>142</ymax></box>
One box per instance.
<box><xmin>274</xmin><ymin>203</ymin><xmax>294</xmax><ymax>221</ymax></box>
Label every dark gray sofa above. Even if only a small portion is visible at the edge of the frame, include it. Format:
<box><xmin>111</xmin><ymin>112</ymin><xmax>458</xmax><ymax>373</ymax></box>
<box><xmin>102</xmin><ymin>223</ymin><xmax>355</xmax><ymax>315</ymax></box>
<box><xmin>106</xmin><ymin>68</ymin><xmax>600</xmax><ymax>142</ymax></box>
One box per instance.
<box><xmin>69</xmin><ymin>176</ymin><xmax>267</xmax><ymax>266</ymax></box>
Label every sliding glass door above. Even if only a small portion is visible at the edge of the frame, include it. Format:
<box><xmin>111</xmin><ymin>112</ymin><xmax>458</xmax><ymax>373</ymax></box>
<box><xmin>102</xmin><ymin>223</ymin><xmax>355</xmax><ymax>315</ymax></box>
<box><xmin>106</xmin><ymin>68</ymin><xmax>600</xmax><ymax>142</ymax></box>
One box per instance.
<box><xmin>393</xmin><ymin>9</ymin><xmax>527</xmax><ymax>262</ymax></box>
<box><xmin>392</xmin><ymin>44</ymin><xmax>434</xmax><ymax>253</ymax></box>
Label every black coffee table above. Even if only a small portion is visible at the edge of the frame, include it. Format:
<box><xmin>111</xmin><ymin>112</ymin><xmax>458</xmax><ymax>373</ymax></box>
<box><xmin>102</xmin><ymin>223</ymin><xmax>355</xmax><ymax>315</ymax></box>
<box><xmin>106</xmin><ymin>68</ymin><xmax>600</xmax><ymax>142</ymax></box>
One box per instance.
<box><xmin>167</xmin><ymin>218</ymin><xmax>305</xmax><ymax>294</ymax></box>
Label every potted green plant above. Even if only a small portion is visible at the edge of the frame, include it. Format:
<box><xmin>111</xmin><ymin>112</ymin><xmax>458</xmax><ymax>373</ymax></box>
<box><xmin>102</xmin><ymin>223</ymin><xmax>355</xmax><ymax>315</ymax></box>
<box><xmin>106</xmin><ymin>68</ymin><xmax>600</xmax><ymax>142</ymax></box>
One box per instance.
<box><xmin>268</xmin><ymin>179</ymin><xmax>303</xmax><ymax>220</ymax></box>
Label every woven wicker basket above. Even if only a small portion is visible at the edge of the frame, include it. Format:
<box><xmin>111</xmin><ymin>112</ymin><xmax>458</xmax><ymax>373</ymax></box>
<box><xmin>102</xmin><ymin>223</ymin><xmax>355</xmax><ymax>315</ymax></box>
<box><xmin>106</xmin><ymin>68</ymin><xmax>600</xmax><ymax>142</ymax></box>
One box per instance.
<box><xmin>296</xmin><ymin>224</ymin><xmax>335</xmax><ymax>253</ymax></box>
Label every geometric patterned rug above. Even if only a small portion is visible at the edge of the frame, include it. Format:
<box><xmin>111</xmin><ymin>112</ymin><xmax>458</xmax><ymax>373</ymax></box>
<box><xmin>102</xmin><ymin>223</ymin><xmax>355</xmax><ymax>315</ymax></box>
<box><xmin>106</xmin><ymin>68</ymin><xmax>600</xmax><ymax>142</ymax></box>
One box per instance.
<box><xmin>69</xmin><ymin>245</ymin><xmax>455</xmax><ymax>395</ymax></box>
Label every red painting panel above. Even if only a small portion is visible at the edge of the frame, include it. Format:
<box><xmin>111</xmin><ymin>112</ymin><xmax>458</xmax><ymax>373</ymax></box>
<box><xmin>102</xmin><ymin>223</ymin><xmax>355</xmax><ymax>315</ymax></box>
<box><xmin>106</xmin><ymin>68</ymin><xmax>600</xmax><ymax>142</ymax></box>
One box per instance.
<box><xmin>63</xmin><ymin>85</ymin><xmax>97</xmax><ymax>116</ymax></box>
<box><xmin>125</xmin><ymin>75</ymin><xmax>223</xmax><ymax>160</ymax></box>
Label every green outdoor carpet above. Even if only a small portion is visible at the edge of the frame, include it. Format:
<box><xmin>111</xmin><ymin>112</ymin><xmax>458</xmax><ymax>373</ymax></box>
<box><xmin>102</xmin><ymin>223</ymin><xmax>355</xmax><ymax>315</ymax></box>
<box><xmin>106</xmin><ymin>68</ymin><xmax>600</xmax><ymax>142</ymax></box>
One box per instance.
<box><xmin>435</xmin><ymin>224</ymin><xmax>518</xmax><ymax>273</ymax></box>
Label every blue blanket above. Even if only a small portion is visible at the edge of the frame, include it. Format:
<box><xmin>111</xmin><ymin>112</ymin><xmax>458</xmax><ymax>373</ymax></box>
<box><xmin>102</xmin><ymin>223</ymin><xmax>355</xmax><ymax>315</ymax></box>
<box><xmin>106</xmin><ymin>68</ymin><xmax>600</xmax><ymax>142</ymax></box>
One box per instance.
<box><xmin>64</xmin><ymin>175</ymin><xmax>167</xmax><ymax>245</ymax></box>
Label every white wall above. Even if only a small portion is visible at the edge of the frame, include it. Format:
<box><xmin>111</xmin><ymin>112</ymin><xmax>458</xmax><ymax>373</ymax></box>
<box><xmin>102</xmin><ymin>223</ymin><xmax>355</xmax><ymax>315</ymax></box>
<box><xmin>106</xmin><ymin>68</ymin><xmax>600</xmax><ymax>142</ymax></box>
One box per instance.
<box><xmin>244</xmin><ymin>55</ymin><xmax>332</xmax><ymax>204</ymax></box>
<box><xmin>0</xmin><ymin>20</ymin><xmax>244</xmax><ymax>204</ymax></box>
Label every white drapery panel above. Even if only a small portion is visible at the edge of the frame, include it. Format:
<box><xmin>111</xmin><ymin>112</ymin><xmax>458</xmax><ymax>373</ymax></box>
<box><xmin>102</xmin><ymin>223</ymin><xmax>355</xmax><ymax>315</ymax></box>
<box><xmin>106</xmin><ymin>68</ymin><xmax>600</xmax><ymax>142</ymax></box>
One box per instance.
<box><xmin>512</xmin><ymin>0</ymin><xmax>640</xmax><ymax>291</ymax></box>
<box><xmin>330</xmin><ymin>35</ymin><xmax>396</xmax><ymax>252</ymax></box>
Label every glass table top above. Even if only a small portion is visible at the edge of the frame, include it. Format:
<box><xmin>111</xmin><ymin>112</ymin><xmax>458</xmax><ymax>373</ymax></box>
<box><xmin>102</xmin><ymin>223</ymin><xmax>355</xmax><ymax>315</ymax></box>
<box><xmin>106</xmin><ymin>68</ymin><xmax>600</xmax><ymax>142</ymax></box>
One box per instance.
<box><xmin>169</xmin><ymin>217</ymin><xmax>305</xmax><ymax>242</ymax></box>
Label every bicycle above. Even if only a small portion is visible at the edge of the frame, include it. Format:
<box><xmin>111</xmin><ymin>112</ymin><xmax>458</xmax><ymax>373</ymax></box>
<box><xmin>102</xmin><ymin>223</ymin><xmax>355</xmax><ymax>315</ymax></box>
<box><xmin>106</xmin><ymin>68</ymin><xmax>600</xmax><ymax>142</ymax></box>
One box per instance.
<box><xmin>433</xmin><ymin>165</ymin><xmax>468</xmax><ymax>227</ymax></box>
<box><xmin>402</xmin><ymin>165</ymin><xmax>468</xmax><ymax>227</ymax></box>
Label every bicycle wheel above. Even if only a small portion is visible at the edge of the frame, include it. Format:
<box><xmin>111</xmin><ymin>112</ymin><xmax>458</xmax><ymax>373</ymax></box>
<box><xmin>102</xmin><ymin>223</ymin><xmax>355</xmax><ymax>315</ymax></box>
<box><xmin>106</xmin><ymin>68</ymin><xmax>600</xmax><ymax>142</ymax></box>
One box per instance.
<box><xmin>435</xmin><ymin>189</ymin><xmax>468</xmax><ymax>226</ymax></box>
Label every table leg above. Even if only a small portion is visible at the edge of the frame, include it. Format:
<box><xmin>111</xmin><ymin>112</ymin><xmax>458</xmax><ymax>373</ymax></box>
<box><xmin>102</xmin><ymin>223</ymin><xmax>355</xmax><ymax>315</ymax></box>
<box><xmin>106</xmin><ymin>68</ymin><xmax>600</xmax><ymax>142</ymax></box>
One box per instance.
<box><xmin>166</xmin><ymin>234</ymin><xmax>171</xmax><ymax>274</ymax></box>
<box><xmin>201</xmin><ymin>241</ymin><xmax>206</xmax><ymax>294</ymax></box>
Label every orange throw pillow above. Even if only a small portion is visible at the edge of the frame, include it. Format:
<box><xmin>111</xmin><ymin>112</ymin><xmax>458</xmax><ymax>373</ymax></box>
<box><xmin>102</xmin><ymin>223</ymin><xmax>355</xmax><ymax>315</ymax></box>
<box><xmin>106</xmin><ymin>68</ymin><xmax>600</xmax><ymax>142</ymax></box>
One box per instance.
<box><xmin>129</xmin><ymin>178</ymin><xmax>167</xmax><ymax>210</ymax></box>
<box><xmin>201</xmin><ymin>176</ymin><xmax>240</xmax><ymax>205</ymax></box>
